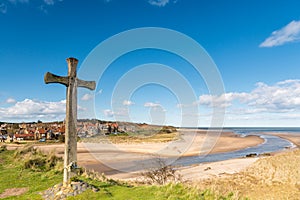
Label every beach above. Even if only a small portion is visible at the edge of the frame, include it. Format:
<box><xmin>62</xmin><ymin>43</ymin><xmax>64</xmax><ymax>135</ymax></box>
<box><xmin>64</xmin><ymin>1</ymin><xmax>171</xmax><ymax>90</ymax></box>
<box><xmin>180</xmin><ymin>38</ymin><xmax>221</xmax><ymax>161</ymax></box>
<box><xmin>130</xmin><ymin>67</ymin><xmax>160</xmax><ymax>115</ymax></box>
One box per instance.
<box><xmin>5</xmin><ymin>129</ymin><xmax>300</xmax><ymax>199</ymax></box>
<box><xmin>4</xmin><ymin>129</ymin><xmax>298</xmax><ymax>182</ymax></box>
<box><xmin>5</xmin><ymin>129</ymin><xmax>264</xmax><ymax>179</ymax></box>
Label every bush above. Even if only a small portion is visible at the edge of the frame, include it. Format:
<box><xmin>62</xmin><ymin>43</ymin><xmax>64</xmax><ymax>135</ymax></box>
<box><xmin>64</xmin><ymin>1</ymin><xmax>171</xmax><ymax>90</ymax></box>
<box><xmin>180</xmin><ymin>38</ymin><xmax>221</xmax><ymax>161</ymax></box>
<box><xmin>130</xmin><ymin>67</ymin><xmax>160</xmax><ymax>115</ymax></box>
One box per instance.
<box><xmin>14</xmin><ymin>145</ymin><xmax>63</xmax><ymax>172</ymax></box>
<box><xmin>159</xmin><ymin>126</ymin><xmax>177</xmax><ymax>134</ymax></box>
<box><xmin>141</xmin><ymin>157</ymin><xmax>181</xmax><ymax>185</ymax></box>
<box><xmin>24</xmin><ymin>157</ymin><xmax>47</xmax><ymax>170</ymax></box>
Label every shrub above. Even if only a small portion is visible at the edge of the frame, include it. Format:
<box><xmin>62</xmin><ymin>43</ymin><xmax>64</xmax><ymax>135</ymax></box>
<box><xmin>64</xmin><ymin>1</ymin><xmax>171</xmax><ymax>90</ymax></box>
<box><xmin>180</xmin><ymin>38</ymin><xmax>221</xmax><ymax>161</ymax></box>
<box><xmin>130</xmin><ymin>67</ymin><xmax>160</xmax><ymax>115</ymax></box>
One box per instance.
<box><xmin>159</xmin><ymin>126</ymin><xmax>177</xmax><ymax>134</ymax></box>
<box><xmin>14</xmin><ymin>145</ymin><xmax>63</xmax><ymax>172</ymax></box>
<box><xmin>141</xmin><ymin>157</ymin><xmax>181</xmax><ymax>185</ymax></box>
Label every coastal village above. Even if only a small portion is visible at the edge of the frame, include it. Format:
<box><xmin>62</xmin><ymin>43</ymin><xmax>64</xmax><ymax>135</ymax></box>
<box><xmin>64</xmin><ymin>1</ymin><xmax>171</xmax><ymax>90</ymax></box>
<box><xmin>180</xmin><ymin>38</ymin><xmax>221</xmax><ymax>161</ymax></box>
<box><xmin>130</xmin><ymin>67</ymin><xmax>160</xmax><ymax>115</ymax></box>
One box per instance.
<box><xmin>0</xmin><ymin>120</ymin><xmax>138</xmax><ymax>143</ymax></box>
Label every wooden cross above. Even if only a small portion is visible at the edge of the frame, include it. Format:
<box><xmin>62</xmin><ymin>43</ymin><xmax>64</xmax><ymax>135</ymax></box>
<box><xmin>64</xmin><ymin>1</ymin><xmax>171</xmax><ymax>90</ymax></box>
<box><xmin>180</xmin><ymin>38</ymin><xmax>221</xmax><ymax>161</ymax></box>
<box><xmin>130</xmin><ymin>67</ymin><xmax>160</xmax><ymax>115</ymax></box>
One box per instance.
<box><xmin>44</xmin><ymin>57</ymin><xmax>96</xmax><ymax>186</ymax></box>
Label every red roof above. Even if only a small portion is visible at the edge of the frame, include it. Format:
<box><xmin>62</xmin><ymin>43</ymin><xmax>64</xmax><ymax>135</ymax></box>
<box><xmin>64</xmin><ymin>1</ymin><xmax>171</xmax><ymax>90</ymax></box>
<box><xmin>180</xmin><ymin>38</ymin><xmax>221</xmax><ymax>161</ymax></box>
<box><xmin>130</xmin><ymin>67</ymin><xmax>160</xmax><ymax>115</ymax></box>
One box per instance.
<box><xmin>15</xmin><ymin>134</ymin><xmax>34</xmax><ymax>138</ymax></box>
<box><xmin>38</xmin><ymin>129</ymin><xmax>46</xmax><ymax>134</ymax></box>
<box><xmin>58</xmin><ymin>127</ymin><xmax>65</xmax><ymax>133</ymax></box>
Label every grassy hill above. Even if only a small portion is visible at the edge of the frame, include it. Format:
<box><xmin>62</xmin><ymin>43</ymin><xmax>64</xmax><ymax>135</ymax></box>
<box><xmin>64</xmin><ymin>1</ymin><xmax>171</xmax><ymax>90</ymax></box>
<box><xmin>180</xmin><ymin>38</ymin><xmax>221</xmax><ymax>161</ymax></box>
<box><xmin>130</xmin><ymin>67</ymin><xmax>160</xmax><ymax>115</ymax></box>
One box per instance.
<box><xmin>2</xmin><ymin>144</ymin><xmax>299</xmax><ymax>199</ymax></box>
<box><xmin>0</xmin><ymin>145</ymin><xmax>238</xmax><ymax>200</ymax></box>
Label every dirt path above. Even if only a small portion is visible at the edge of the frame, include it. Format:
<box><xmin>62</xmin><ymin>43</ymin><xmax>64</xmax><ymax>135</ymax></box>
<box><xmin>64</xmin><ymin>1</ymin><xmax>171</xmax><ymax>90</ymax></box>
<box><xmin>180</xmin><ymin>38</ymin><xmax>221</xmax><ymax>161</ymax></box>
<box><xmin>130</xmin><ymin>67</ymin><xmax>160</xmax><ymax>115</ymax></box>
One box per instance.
<box><xmin>0</xmin><ymin>188</ymin><xmax>28</xmax><ymax>198</ymax></box>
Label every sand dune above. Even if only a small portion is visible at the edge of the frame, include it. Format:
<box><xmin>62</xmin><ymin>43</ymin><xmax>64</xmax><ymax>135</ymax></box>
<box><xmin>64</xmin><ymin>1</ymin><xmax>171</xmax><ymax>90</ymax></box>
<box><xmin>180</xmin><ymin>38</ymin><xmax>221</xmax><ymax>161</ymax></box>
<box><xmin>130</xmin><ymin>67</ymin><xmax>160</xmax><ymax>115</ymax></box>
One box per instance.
<box><xmin>192</xmin><ymin>149</ymin><xmax>300</xmax><ymax>199</ymax></box>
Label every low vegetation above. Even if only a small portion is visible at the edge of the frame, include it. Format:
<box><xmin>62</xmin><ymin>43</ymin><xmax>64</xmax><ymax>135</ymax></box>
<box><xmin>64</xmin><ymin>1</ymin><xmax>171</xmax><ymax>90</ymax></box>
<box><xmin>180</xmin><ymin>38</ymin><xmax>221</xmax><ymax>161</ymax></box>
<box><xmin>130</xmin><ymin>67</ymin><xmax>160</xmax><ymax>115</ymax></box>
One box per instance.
<box><xmin>140</xmin><ymin>157</ymin><xmax>182</xmax><ymax>185</ymax></box>
<box><xmin>196</xmin><ymin>149</ymin><xmax>300</xmax><ymax>200</ymax></box>
<box><xmin>0</xmin><ymin>145</ymin><xmax>62</xmax><ymax>199</ymax></box>
<box><xmin>80</xmin><ymin>126</ymin><xmax>180</xmax><ymax>144</ymax></box>
<box><xmin>13</xmin><ymin>145</ymin><xmax>63</xmax><ymax>172</ymax></box>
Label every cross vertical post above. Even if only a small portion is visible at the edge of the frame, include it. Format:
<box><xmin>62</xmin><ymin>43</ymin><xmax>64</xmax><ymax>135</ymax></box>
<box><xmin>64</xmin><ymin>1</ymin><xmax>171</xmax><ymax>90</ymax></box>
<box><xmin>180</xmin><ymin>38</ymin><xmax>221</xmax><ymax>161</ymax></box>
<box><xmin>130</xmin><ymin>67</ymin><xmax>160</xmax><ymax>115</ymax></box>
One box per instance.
<box><xmin>44</xmin><ymin>57</ymin><xmax>96</xmax><ymax>186</ymax></box>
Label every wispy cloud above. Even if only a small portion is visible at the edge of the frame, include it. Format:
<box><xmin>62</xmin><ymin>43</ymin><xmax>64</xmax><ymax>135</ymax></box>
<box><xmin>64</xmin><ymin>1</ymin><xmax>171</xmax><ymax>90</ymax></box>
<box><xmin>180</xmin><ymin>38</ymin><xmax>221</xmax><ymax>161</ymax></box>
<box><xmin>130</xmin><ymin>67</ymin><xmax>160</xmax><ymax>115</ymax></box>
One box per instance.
<box><xmin>81</xmin><ymin>93</ymin><xmax>93</xmax><ymax>101</ymax></box>
<box><xmin>39</xmin><ymin>0</ymin><xmax>62</xmax><ymax>13</ymax></box>
<box><xmin>260</xmin><ymin>20</ymin><xmax>300</xmax><ymax>47</ymax></box>
<box><xmin>144</xmin><ymin>102</ymin><xmax>161</xmax><ymax>107</ymax></box>
<box><xmin>6</xmin><ymin>98</ymin><xmax>16</xmax><ymax>104</ymax></box>
<box><xmin>103</xmin><ymin>109</ymin><xmax>114</xmax><ymax>118</ymax></box>
<box><xmin>148</xmin><ymin>0</ymin><xmax>169</xmax><ymax>7</ymax></box>
<box><xmin>1</xmin><ymin>0</ymin><xmax>62</xmax><ymax>14</ymax></box>
<box><xmin>199</xmin><ymin>93</ymin><xmax>244</xmax><ymax>108</ymax></box>
<box><xmin>102</xmin><ymin>0</ymin><xmax>176</xmax><ymax>7</ymax></box>
<box><xmin>123</xmin><ymin>100</ymin><xmax>134</xmax><ymax>106</ymax></box>
<box><xmin>44</xmin><ymin>0</ymin><xmax>54</xmax><ymax>5</ymax></box>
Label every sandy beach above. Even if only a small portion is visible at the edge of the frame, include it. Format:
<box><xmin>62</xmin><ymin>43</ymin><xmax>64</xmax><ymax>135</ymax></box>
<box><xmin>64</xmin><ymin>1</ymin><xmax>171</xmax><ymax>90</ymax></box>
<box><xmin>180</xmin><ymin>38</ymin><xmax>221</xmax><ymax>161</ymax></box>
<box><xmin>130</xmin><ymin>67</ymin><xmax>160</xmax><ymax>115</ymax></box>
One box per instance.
<box><xmin>5</xmin><ymin>129</ymin><xmax>264</xmax><ymax>180</ymax></box>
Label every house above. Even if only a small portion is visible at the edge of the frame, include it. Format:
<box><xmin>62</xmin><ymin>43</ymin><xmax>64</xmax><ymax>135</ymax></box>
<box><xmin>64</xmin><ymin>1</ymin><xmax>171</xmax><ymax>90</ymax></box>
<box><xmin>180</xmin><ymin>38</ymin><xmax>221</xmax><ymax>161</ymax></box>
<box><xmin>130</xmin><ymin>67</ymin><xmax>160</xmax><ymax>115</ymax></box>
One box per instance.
<box><xmin>6</xmin><ymin>134</ymin><xmax>14</xmax><ymax>143</ymax></box>
<box><xmin>34</xmin><ymin>128</ymin><xmax>47</xmax><ymax>140</ymax></box>
<box><xmin>14</xmin><ymin>133</ymin><xmax>34</xmax><ymax>141</ymax></box>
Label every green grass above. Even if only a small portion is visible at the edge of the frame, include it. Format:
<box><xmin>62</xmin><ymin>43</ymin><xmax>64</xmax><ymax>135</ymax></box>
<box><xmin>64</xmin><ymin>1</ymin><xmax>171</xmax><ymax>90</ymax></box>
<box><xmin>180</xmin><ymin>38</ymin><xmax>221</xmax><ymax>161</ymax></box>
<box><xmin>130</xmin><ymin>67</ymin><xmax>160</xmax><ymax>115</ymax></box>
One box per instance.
<box><xmin>67</xmin><ymin>181</ymin><xmax>236</xmax><ymax>200</ymax></box>
<box><xmin>0</xmin><ymin>145</ymin><xmax>240</xmax><ymax>200</ymax></box>
<box><xmin>80</xmin><ymin>131</ymin><xmax>179</xmax><ymax>144</ymax></box>
<box><xmin>0</xmin><ymin>147</ymin><xmax>62</xmax><ymax>199</ymax></box>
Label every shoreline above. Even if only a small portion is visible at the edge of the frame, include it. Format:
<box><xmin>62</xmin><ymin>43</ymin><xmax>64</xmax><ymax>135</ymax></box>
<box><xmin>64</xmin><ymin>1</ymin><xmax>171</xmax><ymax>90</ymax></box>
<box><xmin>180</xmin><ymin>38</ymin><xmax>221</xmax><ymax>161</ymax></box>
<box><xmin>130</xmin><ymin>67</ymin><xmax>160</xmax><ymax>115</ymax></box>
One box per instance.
<box><xmin>3</xmin><ymin>130</ymin><xmax>298</xmax><ymax>181</ymax></box>
<box><xmin>4</xmin><ymin>129</ymin><xmax>265</xmax><ymax>157</ymax></box>
<box><xmin>261</xmin><ymin>131</ymin><xmax>300</xmax><ymax>148</ymax></box>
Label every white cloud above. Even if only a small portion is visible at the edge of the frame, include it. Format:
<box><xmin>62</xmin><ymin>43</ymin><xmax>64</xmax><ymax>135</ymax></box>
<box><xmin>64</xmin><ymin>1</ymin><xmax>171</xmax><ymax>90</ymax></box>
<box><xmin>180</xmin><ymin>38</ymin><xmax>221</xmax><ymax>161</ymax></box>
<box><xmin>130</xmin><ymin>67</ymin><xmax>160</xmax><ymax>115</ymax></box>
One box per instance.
<box><xmin>199</xmin><ymin>79</ymin><xmax>300</xmax><ymax>114</ymax></box>
<box><xmin>144</xmin><ymin>102</ymin><xmax>161</xmax><ymax>107</ymax></box>
<box><xmin>198</xmin><ymin>92</ymin><xmax>249</xmax><ymax>108</ymax></box>
<box><xmin>248</xmin><ymin>80</ymin><xmax>300</xmax><ymax>111</ymax></box>
<box><xmin>148</xmin><ymin>0</ymin><xmax>169</xmax><ymax>7</ymax></box>
<box><xmin>81</xmin><ymin>93</ymin><xmax>93</xmax><ymax>101</ymax></box>
<box><xmin>260</xmin><ymin>20</ymin><xmax>300</xmax><ymax>47</ymax></box>
<box><xmin>6</xmin><ymin>98</ymin><xmax>16</xmax><ymax>104</ymax></box>
<box><xmin>123</xmin><ymin>100</ymin><xmax>134</xmax><ymax>106</ymax></box>
<box><xmin>0</xmin><ymin>99</ymin><xmax>66</xmax><ymax>122</ymax></box>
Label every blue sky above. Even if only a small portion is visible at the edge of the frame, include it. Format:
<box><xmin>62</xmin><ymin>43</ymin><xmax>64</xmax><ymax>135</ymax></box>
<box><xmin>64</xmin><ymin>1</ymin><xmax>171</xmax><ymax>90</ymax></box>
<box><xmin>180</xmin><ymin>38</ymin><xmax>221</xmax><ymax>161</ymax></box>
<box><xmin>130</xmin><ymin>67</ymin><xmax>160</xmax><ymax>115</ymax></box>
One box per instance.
<box><xmin>1</xmin><ymin>0</ymin><xmax>300</xmax><ymax>127</ymax></box>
